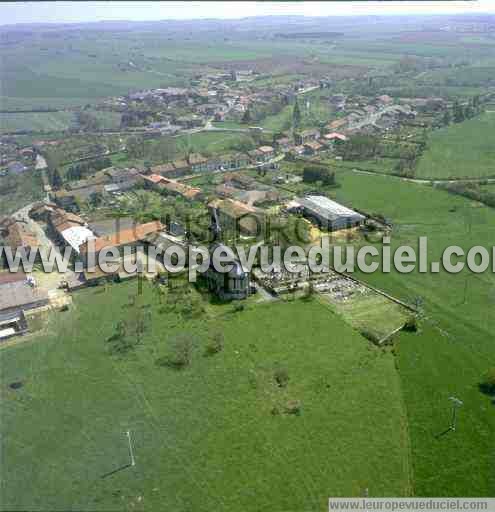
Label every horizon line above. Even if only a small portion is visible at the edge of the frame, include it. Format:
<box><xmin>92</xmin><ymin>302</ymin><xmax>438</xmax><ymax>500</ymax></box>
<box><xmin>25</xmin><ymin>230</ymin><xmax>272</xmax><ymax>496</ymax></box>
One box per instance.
<box><xmin>1</xmin><ymin>10</ymin><xmax>495</xmax><ymax>28</ymax></box>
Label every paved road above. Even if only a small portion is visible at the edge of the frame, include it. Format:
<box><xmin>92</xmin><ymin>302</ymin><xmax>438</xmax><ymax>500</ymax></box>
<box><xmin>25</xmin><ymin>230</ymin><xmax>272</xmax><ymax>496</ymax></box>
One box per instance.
<box><xmin>12</xmin><ymin>203</ymin><xmax>76</xmax><ymax>295</ymax></box>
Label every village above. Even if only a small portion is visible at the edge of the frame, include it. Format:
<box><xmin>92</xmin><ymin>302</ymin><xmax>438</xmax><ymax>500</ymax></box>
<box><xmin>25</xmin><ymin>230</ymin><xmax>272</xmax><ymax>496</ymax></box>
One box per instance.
<box><xmin>3</xmin><ymin>9</ymin><xmax>495</xmax><ymax>509</ymax></box>
<box><xmin>0</xmin><ymin>63</ymin><xmax>490</xmax><ymax>346</ymax></box>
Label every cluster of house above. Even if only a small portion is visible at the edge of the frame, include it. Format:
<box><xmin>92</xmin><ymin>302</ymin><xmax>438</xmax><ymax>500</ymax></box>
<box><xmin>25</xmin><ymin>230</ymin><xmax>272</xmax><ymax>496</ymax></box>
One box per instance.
<box><xmin>321</xmin><ymin>93</ymin><xmax>447</xmax><ymax>135</ymax></box>
<box><xmin>100</xmin><ymin>68</ymin><xmax>312</xmax><ymax>132</ymax></box>
<box><xmin>150</xmin><ymin>151</ymin><xmax>255</xmax><ymax>177</ymax></box>
<box><xmin>51</xmin><ymin>146</ymin><xmax>281</xmax><ymax>211</ymax></box>
<box><xmin>215</xmin><ymin>172</ymin><xmax>280</xmax><ymax>206</ymax></box>
<box><xmin>273</xmin><ymin>128</ymin><xmax>348</xmax><ymax>158</ymax></box>
<box><xmin>0</xmin><ymin>137</ymin><xmax>37</xmax><ymax>176</ymax></box>
<box><xmin>52</xmin><ymin>167</ymin><xmax>142</xmax><ymax>210</ymax></box>
<box><xmin>142</xmin><ymin>174</ymin><xmax>203</xmax><ymax>201</ymax></box>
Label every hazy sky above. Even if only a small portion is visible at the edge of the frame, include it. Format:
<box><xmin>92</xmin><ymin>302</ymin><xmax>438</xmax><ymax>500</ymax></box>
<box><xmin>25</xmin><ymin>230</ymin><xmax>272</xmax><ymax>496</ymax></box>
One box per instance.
<box><xmin>1</xmin><ymin>1</ymin><xmax>494</xmax><ymax>26</ymax></box>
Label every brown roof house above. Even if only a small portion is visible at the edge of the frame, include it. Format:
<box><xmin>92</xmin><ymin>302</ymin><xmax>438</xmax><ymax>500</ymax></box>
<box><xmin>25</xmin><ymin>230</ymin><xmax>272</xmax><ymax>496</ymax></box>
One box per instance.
<box><xmin>141</xmin><ymin>174</ymin><xmax>203</xmax><ymax>201</ymax></box>
<box><xmin>79</xmin><ymin>220</ymin><xmax>164</xmax><ymax>266</ymax></box>
<box><xmin>208</xmin><ymin>198</ymin><xmax>264</xmax><ymax>237</ymax></box>
<box><xmin>295</xmin><ymin>129</ymin><xmax>320</xmax><ymax>145</ymax></box>
<box><xmin>0</xmin><ymin>218</ymin><xmax>40</xmax><ymax>255</ymax></box>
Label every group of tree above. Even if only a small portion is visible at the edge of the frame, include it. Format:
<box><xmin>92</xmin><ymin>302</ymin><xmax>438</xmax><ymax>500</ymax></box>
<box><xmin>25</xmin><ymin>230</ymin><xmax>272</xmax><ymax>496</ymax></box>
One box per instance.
<box><xmin>438</xmin><ymin>181</ymin><xmax>495</xmax><ymax>209</ymax></box>
<box><xmin>126</xmin><ymin>136</ymin><xmax>146</xmax><ymax>159</ymax></box>
<box><xmin>302</xmin><ymin>163</ymin><xmax>336</xmax><ymax>187</ymax></box>
<box><xmin>73</xmin><ymin>111</ymin><xmax>102</xmax><ymax>132</ymax></box>
<box><xmin>121</xmin><ymin>110</ymin><xmax>154</xmax><ymax>128</ymax></box>
<box><xmin>66</xmin><ymin>156</ymin><xmax>112</xmax><ymax>181</ymax></box>
<box><xmin>448</xmin><ymin>96</ymin><xmax>482</xmax><ymax>125</ymax></box>
<box><xmin>105</xmin><ymin>294</ymin><xmax>151</xmax><ymax>356</ymax></box>
<box><xmin>48</xmin><ymin>167</ymin><xmax>63</xmax><ymax>189</ymax></box>
<box><xmin>336</xmin><ymin>135</ymin><xmax>379</xmax><ymax>161</ymax></box>
<box><xmin>241</xmin><ymin>95</ymin><xmax>289</xmax><ymax>125</ymax></box>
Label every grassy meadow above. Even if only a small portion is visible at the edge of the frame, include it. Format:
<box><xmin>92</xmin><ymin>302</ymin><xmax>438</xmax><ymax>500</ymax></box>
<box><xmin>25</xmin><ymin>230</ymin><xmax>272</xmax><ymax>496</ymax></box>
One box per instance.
<box><xmin>416</xmin><ymin>113</ymin><xmax>495</xmax><ymax>179</ymax></box>
<box><xmin>0</xmin><ymin>283</ymin><xmax>411</xmax><ymax>511</ymax></box>
<box><xmin>0</xmin><ymin>112</ymin><xmax>74</xmax><ymax>134</ymax></box>
<box><xmin>0</xmin><ymin>169</ymin><xmax>44</xmax><ymax>216</ymax></box>
<box><xmin>329</xmin><ymin>169</ymin><xmax>495</xmax><ymax>496</ymax></box>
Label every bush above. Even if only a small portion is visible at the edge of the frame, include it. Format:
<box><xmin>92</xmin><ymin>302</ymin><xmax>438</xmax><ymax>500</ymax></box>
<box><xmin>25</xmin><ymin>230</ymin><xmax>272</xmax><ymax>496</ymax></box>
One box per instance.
<box><xmin>360</xmin><ymin>329</ymin><xmax>380</xmax><ymax>344</ymax></box>
<box><xmin>158</xmin><ymin>334</ymin><xmax>195</xmax><ymax>369</ymax></box>
<box><xmin>205</xmin><ymin>333</ymin><xmax>224</xmax><ymax>356</ymax></box>
<box><xmin>403</xmin><ymin>316</ymin><xmax>418</xmax><ymax>332</ymax></box>
<box><xmin>233</xmin><ymin>302</ymin><xmax>245</xmax><ymax>313</ymax></box>
<box><xmin>479</xmin><ymin>368</ymin><xmax>495</xmax><ymax>396</ymax></box>
<box><xmin>302</xmin><ymin>164</ymin><xmax>336</xmax><ymax>186</ymax></box>
<box><xmin>274</xmin><ymin>368</ymin><xmax>289</xmax><ymax>388</ymax></box>
<box><xmin>284</xmin><ymin>400</ymin><xmax>302</xmax><ymax>415</ymax></box>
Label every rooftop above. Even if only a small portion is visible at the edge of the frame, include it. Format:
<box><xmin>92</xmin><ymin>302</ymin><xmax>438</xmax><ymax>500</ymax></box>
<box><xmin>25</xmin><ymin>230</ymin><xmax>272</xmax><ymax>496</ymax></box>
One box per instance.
<box><xmin>296</xmin><ymin>196</ymin><xmax>365</xmax><ymax>223</ymax></box>
<box><xmin>0</xmin><ymin>281</ymin><xmax>49</xmax><ymax>313</ymax></box>
<box><xmin>80</xmin><ymin>221</ymin><xmax>164</xmax><ymax>254</ymax></box>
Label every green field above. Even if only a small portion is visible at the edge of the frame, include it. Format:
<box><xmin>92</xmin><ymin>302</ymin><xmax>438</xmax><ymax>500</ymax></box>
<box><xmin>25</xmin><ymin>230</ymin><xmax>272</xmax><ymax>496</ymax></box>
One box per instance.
<box><xmin>176</xmin><ymin>131</ymin><xmax>255</xmax><ymax>155</ymax></box>
<box><xmin>0</xmin><ymin>283</ymin><xmax>411</xmax><ymax>511</ymax></box>
<box><xmin>323</xmin><ymin>292</ymin><xmax>410</xmax><ymax>343</ymax></box>
<box><xmin>0</xmin><ymin>112</ymin><xmax>74</xmax><ymax>133</ymax></box>
<box><xmin>416</xmin><ymin>113</ymin><xmax>495</xmax><ymax>179</ymax></box>
<box><xmin>0</xmin><ymin>170</ymin><xmax>44</xmax><ymax>216</ymax></box>
<box><xmin>328</xmin><ymin>169</ymin><xmax>495</xmax><ymax>496</ymax></box>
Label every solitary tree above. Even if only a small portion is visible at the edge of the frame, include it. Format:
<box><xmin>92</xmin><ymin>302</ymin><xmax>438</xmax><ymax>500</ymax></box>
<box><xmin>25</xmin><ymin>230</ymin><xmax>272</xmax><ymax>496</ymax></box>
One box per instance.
<box><xmin>480</xmin><ymin>368</ymin><xmax>495</xmax><ymax>396</ymax></box>
<box><xmin>442</xmin><ymin>110</ymin><xmax>451</xmax><ymax>126</ymax></box>
<box><xmin>49</xmin><ymin>167</ymin><xmax>63</xmax><ymax>189</ymax></box>
<box><xmin>293</xmin><ymin>97</ymin><xmax>301</xmax><ymax>129</ymax></box>
<box><xmin>453</xmin><ymin>100</ymin><xmax>465</xmax><ymax>123</ymax></box>
<box><xmin>242</xmin><ymin>108</ymin><xmax>252</xmax><ymax>124</ymax></box>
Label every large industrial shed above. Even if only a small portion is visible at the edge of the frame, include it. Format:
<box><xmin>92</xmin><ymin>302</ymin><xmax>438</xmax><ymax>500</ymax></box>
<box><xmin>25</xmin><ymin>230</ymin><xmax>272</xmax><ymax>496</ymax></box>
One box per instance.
<box><xmin>291</xmin><ymin>195</ymin><xmax>365</xmax><ymax>231</ymax></box>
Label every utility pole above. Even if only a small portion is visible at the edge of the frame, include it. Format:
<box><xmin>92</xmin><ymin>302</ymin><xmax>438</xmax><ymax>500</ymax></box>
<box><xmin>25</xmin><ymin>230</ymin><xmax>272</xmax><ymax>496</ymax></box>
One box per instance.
<box><xmin>125</xmin><ymin>430</ymin><xmax>136</xmax><ymax>467</ymax></box>
<box><xmin>449</xmin><ymin>397</ymin><xmax>463</xmax><ymax>432</ymax></box>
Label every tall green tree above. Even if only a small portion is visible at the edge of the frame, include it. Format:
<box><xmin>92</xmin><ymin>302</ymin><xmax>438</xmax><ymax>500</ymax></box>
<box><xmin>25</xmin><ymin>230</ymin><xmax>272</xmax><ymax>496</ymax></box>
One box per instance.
<box><xmin>242</xmin><ymin>108</ymin><xmax>252</xmax><ymax>124</ymax></box>
<box><xmin>442</xmin><ymin>110</ymin><xmax>451</xmax><ymax>126</ymax></box>
<box><xmin>453</xmin><ymin>100</ymin><xmax>465</xmax><ymax>123</ymax></box>
<box><xmin>293</xmin><ymin>97</ymin><xmax>301</xmax><ymax>129</ymax></box>
<box><xmin>49</xmin><ymin>167</ymin><xmax>63</xmax><ymax>189</ymax></box>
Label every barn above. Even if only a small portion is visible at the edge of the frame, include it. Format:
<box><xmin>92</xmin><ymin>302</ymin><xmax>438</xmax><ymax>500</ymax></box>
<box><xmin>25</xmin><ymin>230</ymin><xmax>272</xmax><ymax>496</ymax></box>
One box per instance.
<box><xmin>291</xmin><ymin>195</ymin><xmax>365</xmax><ymax>231</ymax></box>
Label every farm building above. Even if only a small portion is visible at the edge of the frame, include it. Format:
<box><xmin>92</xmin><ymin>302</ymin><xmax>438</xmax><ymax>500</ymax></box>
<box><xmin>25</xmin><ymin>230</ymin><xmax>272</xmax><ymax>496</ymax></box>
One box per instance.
<box><xmin>290</xmin><ymin>196</ymin><xmax>365</xmax><ymax>231</ymax></box>
<box><xmin>0</xmin><ymin>272</ymin><xmax>49</xmax><ymax>340</ymax></box>
<box><xmin>0</xmin><ymin>310</ymin><xmax>29</xmax><ymax>341</ymax></box>
<box><xmin>47</xmin><ymin>208</ymin><xmax>96</xmax><ymax>255</ymax></box>
<box><xmin>79</xmin><ymin>220</ymin><xmax>164</xmax><ymax>266</ymax></box>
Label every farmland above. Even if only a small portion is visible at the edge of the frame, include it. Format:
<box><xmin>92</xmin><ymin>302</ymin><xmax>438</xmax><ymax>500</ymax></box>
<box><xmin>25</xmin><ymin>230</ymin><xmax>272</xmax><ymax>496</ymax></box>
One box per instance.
<box><xmin>416</xmin><ymin>113</ymin><xmax>495</xmax><ymax>179</ymax></box>
<box><xmin>1</xmin><ymin>11</ymin><xmax>495</xmax><ymax>509</ymax></box>
<box><xmin>0</xmin><ymin>169</ymin><xmax>44</xmax><ymax>216</ymax></box>
<box><xmin>3</xmin><ymin>15</ymin><xmax>495</xmax><ymax>112</ymax></box>
<box><xmin>330</xmin><ymin>169</ymin><xmax>495</xmax><ymax>496</ymax></box>
<box><xmin>0</xmin><ymin>283</ymin><xmax>411</xmax><ymax>511</ymax></box>
<box><xmin>0</xmin><ymin>112</ymin><xmax>74</xmax><ymax>134</ymax></box>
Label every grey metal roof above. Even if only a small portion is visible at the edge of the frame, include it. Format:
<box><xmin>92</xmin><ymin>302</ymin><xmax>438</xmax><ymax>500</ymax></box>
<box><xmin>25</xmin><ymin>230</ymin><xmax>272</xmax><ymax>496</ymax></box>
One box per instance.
<box><xmin>0</xmin><ymin>281</ymin><xmax>49</xmax><ymax>312</ymax></box>
<box><xmin>297</xmin><ymin>195</ymin><xmax>365</xmax><ymax>224</ymax></box>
